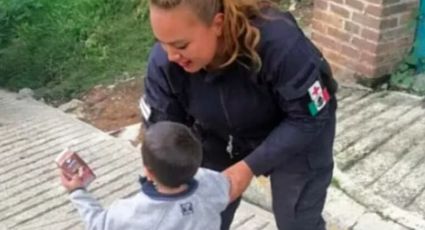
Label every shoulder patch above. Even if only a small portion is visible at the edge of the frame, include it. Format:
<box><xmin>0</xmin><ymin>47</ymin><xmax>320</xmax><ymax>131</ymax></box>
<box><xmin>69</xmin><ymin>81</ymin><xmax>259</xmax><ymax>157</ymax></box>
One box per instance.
<box><xmin>307</xmin><ymin>80</ymin><xmax>330</xmax><ymax>116</ymax></box>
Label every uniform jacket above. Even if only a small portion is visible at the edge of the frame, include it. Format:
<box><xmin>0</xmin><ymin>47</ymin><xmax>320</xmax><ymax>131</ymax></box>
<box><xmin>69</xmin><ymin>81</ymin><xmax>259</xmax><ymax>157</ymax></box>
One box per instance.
<box><xmin>142</xmin><ymin>8</ymin><xmax>337</xmax><ymax>175</ymax></box>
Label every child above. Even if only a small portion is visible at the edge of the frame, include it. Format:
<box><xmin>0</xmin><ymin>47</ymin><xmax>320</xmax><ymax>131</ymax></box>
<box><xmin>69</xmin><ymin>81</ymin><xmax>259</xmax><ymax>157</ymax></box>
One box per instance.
<box><xmin>60</xmin><ymin>121</ymin><xmax>243</xmax><ymax>230</ymax></box>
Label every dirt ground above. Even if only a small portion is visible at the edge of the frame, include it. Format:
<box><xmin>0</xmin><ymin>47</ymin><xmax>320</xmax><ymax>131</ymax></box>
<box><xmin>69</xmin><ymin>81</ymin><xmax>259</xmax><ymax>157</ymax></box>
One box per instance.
<box><xmin>78</xmin><ymin>3</ymin><xmax>313</xmax><ymax>133</ymax></box>
<box><xmin>80</xmin><ymin>78</ymin><xmax>143</xmax><ymax>132</ymax></box>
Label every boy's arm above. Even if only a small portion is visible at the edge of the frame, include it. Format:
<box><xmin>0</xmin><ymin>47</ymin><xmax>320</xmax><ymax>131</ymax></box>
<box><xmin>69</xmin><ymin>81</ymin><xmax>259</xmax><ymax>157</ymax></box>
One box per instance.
<box><xmin>222</xmin><ymin>161</ymin><xmax>254</xmax><ymax>203</ymax></box>
<box><xmin>60</xmin><ymin>170</ymin><xmax>109</xmax><ymax>230</ymax></box>
<box><xmin>69</xmin><ymin>189</ymin><xmax>110</xmax><ymax>230</ymax></box>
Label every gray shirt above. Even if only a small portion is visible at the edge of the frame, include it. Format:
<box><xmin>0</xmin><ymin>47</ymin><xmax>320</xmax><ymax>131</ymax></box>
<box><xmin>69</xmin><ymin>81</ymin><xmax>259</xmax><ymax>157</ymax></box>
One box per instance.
<box><xmin>69</xmin><ymin>168</ymin><xmax>230</xmax><ymax>230</ymax></box>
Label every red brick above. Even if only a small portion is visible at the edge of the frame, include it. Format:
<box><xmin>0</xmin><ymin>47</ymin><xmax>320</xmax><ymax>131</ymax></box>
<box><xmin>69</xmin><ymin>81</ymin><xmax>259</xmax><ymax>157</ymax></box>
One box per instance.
<box><xmin>391</xmin><ymin>37</ymin><xmax>415</xmax><ymax>50</ymax></box>
<box><xmin>353</xmin><ymin>13</ymin><xmax>381</xmax><ymax>29</ymax></box>
<box><xmin>313</xmin><ymin>8</ymin><xmax>324</xmax><ymax>19</ymax></box>
<box><xmin>330</xmin><ymin>3</ymin><xmax>351</xmax><ymax>18</ymax></box>
<box><xmin>346</xmin><ymin>0</ymin><xmax>365</xmax><ymax>11</ymax></box>
<box><xmin>324</xmin><ymin>49</ymin><xmax>360</xmax><ymax>71</ymax></box>
<box><xmin>327</xmin><ymin>27</ymin><xmax>351</xmax><ymax>42</ymax></box>
<box><xmin>399</xmin><ymin>12</ymin><xmax>414</xmax><ymax>25</ymax></box>
<box><xmin>329</xmin><ymin>0</ymin><xmax>344</xmax><ymax>4</ymax></box>
<box><xmin>352</xmin><ymin>36</ymin><xmax>379</xmax><ymax>52</ymax></box>
<box><xmin>380</xmin><ymin>18</ymin><xmax>398</xmax><ymax>29</ymax></box>
<box><xmin>312</xmin><ymin>19</ymin><xmax>328</xmax><ymax>34</ymax></box>
<box><xmin>325</xmin><ymin>50</ymin><xmax>351</xmax><ymax>67</ymax></box>
<box><xmin>375</xmin><ymin>41</ymin><xmax>396</xmax><ymax>54</ymax></box>
<box><xmin>382</xmin><ymin>27</ymin><xmax>413</xmax><ymax>41</ymax></box>
<box><xmin>342</xmin><ymin>44</ymin><xmax>360</xmax><ymax>59</ymax></box>
<box><xmin>361</xmin><ymin>28</ymin><xmax>381</xmax><ymax>41</ymax></box>
<box><xmin>314</xmin><ymin>10</ymin><xmax>345</xmax><ymax>28</ymax></box>
<box><xmin>312</xmin><ymin>32</ymin><xmax>342</xmax><ymax>52</ymax></box>
<box><xmin>327</xmin><ymin>60</ymin><xmax>356</xmax><ymax>79</ymax></box>
<box><xmin>360</xmin><ymin>52</ymin><xmax>378</xmax><ymax>64</ymax></box>
<box><xmin>364</xmin><ymin>0</ymin><xmax>384</xmax><ymax>4</ymax></box>
<box><xmin>365</xmin><ymin>5</ymin><xmax>383</xmax><ymax>17</ymax></box>
<box><xmin>382</xmin><ymin>3</ymin><xmax>408</xmax><ymax>16</ymax></box>
<box><xmin>374</xmin><ymin>37</ymin><xmax>413</xmax><ymax>54</ymax></box>
<box><xmin>379</xmin><ymin>54</ymin><xmax>402</xmax><ymax>65</ymax></box>
<box><xmin>344</xmin><ymin>21</ymin><xmax>361</xmax><ymax>34</ymax></box>
<box><xmin>327</xmin><ymin>57</ymin><xmax>356</xmax><ymax>74</ymax></box>
<box><xmin>320</xmin><ymin>48</ymin><xmax>333</xmax><ymax>59</ymax></box>
<box><xmin>405</xmin><ymin>1</ymin><xmax>419</xmax><ymax>10</ymax></box>
<box><xmin>356</xmin><ymin>62</ymin><xmax>395</xmax><ymax>77</ymax></box>
<box><xmin>359</xmin><ymin>52</ymin><xmax>393</xmax><ymax>65</ymax></box>
<box><xmin>314</xmin><ymin>0</ymin><xmax>328</xmax><ymax>11</ymax></box>
<box><xmin>355</xmin><ymin>63</ymin><xmax>376</xmax><ymax>77</ymax></box>
<box><xmin>324</xmin><ymin>50</ymin><xmax>341</xmax><ymax>61</ymax></box>
<box><xmin>381</xmin><ymin>0</ymin><xmax>401</xmax><ymax>5</ymax></box>
<box><xmin>328</xmin><ymin>61</ymin><xmax>343</xmax><ymax>74</ymax></box>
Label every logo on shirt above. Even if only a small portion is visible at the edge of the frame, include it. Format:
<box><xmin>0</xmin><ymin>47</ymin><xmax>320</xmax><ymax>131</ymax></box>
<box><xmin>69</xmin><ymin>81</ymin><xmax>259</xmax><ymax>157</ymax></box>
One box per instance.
<box><xmin>180</xmin><ymin>202</ymin><xmax>194</xmax><ymax>216</ymax></box>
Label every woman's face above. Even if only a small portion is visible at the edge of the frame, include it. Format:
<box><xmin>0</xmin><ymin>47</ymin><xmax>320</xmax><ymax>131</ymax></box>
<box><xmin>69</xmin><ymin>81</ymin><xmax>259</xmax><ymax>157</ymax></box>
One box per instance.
<box><xmin>150</xmin><ymin>4</ymin><xmax>223</xmax><ymax>73</ymax></box>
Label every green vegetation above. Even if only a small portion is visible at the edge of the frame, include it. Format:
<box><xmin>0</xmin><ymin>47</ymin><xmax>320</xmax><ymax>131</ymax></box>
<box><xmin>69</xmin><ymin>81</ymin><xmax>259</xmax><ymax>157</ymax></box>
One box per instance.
<box><xmin>389</xmin><ymin>7</ymin><xmax>425</xmax><ymax>95</ymax></box>
<box><xmin>389</xmin><ymin>51</ymin><xmax>425</xmax><ymax>95</ymax></box>
<box><xmin>0</xmin><ymin>0</ymin><xmax>154</xmax><ymax>103</ymax></box>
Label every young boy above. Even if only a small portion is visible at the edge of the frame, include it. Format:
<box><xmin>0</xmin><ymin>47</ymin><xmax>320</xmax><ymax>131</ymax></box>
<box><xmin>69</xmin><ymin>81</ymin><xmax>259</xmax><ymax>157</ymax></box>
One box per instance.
<box><xmin>60</xmin><ymin>121</ymin><xmax>245</xmax><ymax>230</ymax></box>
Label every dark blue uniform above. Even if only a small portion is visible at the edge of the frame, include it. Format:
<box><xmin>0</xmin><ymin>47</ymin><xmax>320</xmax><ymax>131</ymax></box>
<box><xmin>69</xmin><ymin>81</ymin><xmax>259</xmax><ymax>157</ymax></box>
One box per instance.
<box><xmin>142</xmin><ymin>8</ymin><xmax>337</xmax><ymax>230</ymax></box>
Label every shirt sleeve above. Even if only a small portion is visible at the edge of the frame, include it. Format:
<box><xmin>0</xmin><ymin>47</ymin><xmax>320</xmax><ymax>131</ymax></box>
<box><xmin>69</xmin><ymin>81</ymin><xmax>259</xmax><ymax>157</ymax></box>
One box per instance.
<box><xmin>69</xmin><ymin>189</ymin><xmax>109</xmax><ymax>230</ymax></box>
<box><xmin>197</xmin><ymin>168</ymin><xmax>231</xmax><ymax>210</ymax></box>
<box><xmin>140</xmin><ymin>44</ymin><xmax>189</xmax><ymax>127</ymax></box>
<box><xmin>244</xmin><ymin>36</ymin><xmax>336</xmax><ymax>176</ymax></box>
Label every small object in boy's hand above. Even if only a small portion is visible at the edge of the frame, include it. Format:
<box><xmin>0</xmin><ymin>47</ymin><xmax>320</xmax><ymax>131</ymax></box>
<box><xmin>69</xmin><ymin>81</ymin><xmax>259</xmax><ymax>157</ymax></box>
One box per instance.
<box><xmin>55</xmin><ymin>148</ymin><xmax>96</xmax><ymax>187</ymax></box>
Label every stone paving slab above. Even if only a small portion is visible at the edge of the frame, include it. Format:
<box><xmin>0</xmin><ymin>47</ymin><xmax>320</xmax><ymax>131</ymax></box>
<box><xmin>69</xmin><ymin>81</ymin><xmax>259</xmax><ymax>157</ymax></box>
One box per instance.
<box><xmin>352</xmin><ymin>213</ymin><xmax>409</xmax><ymax>230</ymax></box>
<box><xmin>323</xmin><ymin>187</ymin><xmax>366</xmax><ymax>230</ymax></box>
<box><xmin>231</xmin><ymin>201</ymin><xmax>277</xmax><ymax>230</ymax></box>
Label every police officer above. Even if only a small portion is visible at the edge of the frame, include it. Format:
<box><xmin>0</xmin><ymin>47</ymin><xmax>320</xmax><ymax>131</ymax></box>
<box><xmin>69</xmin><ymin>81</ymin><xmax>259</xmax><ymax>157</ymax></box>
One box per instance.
<box><xmin>141</xmin><ymin>0</ymin><xmax>338</xmax><ymax>229</ymax></box>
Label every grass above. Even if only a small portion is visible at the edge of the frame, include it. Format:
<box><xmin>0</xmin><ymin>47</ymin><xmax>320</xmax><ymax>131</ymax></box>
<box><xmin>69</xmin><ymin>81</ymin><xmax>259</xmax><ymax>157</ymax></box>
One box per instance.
<box><xmin>0</xmin><ymin>0</ymin><xmax>154</xmax><ymax>104</ymax></box>
<box><xmin>0</xmin><ymin>0</ymin><xmax>317</xmax><ymax>104</ymax></box>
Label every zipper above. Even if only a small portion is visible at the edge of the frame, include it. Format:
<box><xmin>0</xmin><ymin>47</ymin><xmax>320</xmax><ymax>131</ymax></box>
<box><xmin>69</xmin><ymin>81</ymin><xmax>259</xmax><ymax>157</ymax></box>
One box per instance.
<box><xmin>226</xmin><ymin>135</ymin><xmax>234</xmax><ymax>159</ymax></box>
<box><xmin>219</xmin><ymin>87</ymin><xmax>235</xmax><ymax>159</ymax></box>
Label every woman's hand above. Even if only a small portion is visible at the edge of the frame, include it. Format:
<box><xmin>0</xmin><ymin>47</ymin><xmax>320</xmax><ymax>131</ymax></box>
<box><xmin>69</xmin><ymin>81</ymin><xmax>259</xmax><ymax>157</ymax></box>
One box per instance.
<box><xmin>223</xmin><ymin>160</ymin><xmax>254</xmax><ymax>203</ymax></box>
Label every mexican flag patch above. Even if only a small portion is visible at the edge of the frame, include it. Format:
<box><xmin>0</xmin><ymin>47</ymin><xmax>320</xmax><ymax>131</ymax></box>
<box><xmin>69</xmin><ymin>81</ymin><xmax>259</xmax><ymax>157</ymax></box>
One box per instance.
<box><xmin>308</xmin><ymin>80</ymin><xmax>330</xmax><ymax>116</ymax></box>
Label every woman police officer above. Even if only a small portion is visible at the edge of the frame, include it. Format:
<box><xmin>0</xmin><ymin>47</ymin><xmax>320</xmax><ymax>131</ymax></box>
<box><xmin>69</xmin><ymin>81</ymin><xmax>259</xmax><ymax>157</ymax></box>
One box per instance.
<box><xmin>141</xmin><ymin>0</ymin><xmax>338</xmax><ymax>229</ymax></box>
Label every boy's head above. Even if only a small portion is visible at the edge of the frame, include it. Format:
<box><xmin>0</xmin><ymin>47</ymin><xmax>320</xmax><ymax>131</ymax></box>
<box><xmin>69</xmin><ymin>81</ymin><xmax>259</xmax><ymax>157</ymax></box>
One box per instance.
<box><xmin>141</xmin><ymin>121</ymin><xmax>202</xmax><ymax>188</ymax></box>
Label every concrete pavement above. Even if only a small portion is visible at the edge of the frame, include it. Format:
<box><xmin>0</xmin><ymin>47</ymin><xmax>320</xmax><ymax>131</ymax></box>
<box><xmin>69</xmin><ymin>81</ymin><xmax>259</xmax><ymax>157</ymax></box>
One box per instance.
<box><xmin>1</xmin><ymin>85</ymin><xmax>425</xmax><ymax>229</ymax></box>
<box><xmin>245</xmin><ymin>86</ymin><xmax>425</xmax><ymax>230</ymax></box>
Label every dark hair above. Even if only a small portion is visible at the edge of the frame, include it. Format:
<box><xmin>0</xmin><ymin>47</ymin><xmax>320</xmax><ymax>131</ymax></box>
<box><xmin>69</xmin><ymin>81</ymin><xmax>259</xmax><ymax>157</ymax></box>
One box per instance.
<box><xmin>141</xmin><ymin>121</ymin><xmax>202</xmax><ymax>188</ymax></box>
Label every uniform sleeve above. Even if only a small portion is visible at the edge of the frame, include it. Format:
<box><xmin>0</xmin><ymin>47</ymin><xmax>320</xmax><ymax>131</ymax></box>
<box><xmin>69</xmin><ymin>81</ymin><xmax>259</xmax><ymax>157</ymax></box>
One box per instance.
<box><xmin>69</xmin><ymin>189</ymin><xmax>109</xmax><ymax>230</ymax></box>
<box><xmin>244</xmin><ymin>37</ymin><xmax>335</xmax><ymax>176</ymax></box>
<box><xmin>140</xmin><ymin>44</ymin><xmax>188</xmax><ymax>127</ymax></box>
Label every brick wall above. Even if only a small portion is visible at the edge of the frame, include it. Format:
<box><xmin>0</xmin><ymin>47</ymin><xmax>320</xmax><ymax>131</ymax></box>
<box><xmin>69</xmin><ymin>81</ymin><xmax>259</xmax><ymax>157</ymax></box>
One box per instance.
<box><xmin>311</xmin><ymin>0</ymin><xmax>419</xmax><ymax>81</ymax></box>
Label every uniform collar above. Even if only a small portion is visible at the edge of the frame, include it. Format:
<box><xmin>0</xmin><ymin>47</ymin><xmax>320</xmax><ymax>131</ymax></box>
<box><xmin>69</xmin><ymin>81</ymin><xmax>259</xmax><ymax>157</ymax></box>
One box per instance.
<box><xmin>202</xmin><ymin>69</ymin><xmax>224</xmax><ymax>83</ymax></box>
<box><xmin>196</xmin><ymin>60</ymin><xmax>240</xmax><ymax>83</ymax></box>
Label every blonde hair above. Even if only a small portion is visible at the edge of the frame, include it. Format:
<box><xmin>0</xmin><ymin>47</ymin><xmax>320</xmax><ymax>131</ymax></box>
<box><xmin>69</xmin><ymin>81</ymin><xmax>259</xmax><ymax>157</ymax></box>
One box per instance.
<box><xmin>149</xmin><ymin>0</ymin><xmax>271</xmax><ymax>71</ymax></box>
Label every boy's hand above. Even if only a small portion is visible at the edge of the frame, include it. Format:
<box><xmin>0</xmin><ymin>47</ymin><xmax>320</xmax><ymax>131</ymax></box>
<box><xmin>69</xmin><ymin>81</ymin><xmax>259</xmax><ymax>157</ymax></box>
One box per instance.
<box><xmin>223</xmin><ymin>160</ymin><xmax>254</xmax><ymax>203</ymax></box>
<box><xmin>59</xmin><ymin>167</ymin><xmax>86</xmax><ymax>193</ymax></box>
